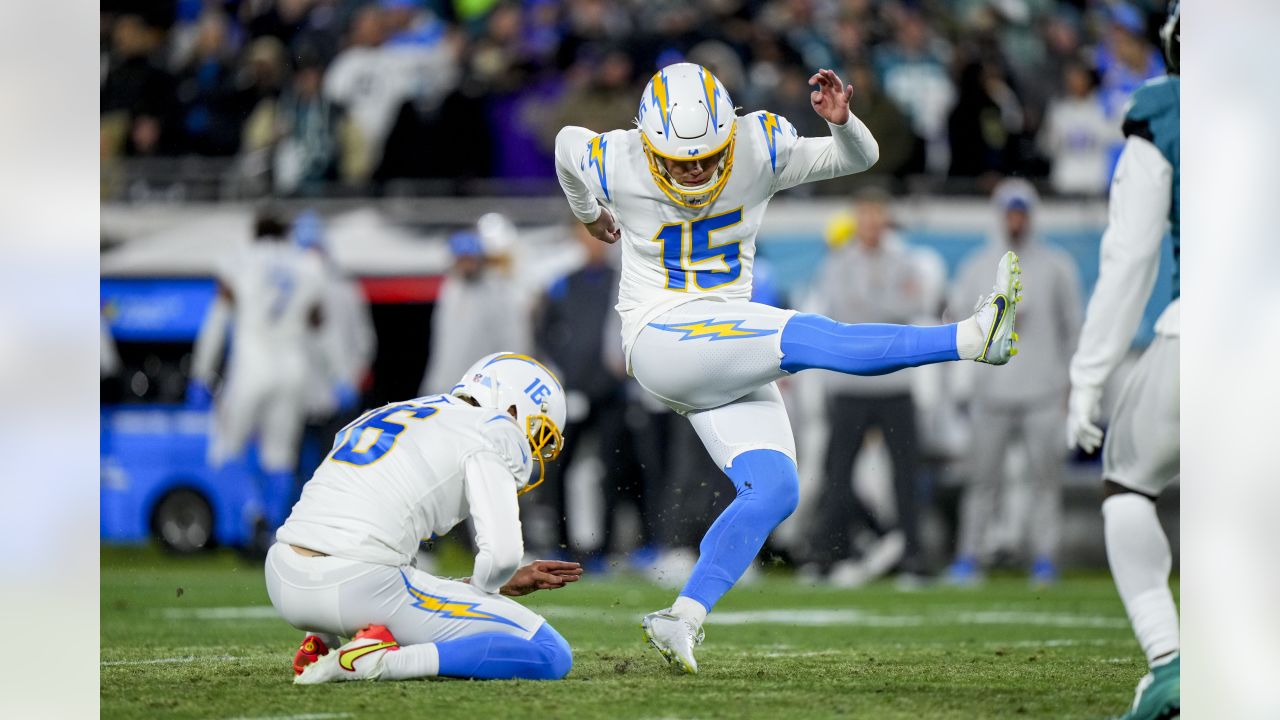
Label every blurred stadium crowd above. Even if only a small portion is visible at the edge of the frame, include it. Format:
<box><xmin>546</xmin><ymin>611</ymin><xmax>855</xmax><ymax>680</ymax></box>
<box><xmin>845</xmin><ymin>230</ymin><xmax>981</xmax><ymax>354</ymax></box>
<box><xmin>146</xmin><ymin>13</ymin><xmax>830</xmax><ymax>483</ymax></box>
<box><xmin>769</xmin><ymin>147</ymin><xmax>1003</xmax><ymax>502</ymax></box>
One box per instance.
<box><xmin>102</xmin><ymin>0</ymin><xmax>1169</xmax><ymax>198</ymax></box>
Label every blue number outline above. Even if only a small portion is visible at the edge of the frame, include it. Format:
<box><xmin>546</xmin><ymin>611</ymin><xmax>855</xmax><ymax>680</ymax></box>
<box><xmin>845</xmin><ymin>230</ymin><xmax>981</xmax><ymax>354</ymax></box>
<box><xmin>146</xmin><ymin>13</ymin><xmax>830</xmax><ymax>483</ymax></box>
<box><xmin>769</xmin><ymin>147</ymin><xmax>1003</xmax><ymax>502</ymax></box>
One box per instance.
<box><xmin>328</xmin><ymin>401</ymin><xmax>441</xmax><ymax>467</ymax></box>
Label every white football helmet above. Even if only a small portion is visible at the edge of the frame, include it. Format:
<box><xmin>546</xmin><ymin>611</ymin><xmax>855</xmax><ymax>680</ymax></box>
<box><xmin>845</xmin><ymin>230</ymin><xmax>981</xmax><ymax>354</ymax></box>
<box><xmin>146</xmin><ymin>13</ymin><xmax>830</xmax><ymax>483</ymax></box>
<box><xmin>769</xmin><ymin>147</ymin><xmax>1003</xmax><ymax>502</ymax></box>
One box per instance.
<box><xmin>636</xmin><ymin>63</ymin><xmax>737</xmax><ymax>209</ymax></box>
<box><xmin>452</xmin><ymin>352</ymin><xmax>566</xmax><ymax>494</ymax></box>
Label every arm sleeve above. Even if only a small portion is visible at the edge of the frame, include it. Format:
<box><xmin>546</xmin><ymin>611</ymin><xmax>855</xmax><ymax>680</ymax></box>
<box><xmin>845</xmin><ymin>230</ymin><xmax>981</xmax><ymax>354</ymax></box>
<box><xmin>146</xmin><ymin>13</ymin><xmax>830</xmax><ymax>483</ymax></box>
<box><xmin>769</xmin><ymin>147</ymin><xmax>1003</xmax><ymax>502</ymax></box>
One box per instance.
<box><xmin>462</xmin><ymin>451</ymin><xmax>525</xmax><ymax>594</ymax></box>
<box><xmin>1069</xmin><ymin>136</ymin><xmax>1173</xmax><ymax>391</ymax></box>
<box><xmin>554</xmin><ymin>126</ymin><xmax>603</xmax><ymax>224</ymax></box>
<box><xmin>191</xmin><ymin>291</ymin><xmax>231</xmax><ymax>384</ymax></box>
<box><xmin>774</xmin><ymin>113</ymin><xmax>880</xmax><ymax>194</ymax></box>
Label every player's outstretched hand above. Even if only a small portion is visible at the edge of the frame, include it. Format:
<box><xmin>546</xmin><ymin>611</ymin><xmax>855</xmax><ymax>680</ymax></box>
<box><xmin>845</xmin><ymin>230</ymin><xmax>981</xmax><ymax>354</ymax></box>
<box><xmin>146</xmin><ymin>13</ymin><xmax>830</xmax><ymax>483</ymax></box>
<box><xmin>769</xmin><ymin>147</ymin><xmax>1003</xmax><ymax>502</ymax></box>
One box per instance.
<box><xmin>585</xmin><ymin>205</ymin><xmax>621</xmax><ymax>244</ymax></box>
<box><xmin>500</xmin><ymin>560</ymin><xmax>584</xmax><ymax>597</ymax></box>
<box><xmin>809</xmin><ymin>68</ymin><xmax>853</xmax><ymax>125</ymax></box>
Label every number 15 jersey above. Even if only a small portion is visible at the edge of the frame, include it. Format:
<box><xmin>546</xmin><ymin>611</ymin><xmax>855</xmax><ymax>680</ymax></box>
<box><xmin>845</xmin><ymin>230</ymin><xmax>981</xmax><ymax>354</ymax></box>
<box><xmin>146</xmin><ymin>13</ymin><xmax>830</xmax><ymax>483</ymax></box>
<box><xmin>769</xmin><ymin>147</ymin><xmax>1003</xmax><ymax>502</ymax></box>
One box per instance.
<box><xmin>554</xmin><ymin>110</ymin><xmax>880</xmax><ymax>368</ymax></box>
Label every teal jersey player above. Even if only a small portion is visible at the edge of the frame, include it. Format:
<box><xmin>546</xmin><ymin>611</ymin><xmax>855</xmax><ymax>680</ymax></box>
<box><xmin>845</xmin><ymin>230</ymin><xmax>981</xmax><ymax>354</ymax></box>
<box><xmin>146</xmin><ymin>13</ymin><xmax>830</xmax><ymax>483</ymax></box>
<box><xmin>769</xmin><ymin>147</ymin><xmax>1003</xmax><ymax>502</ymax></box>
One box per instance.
<box><xmin>1068</xmin><ymin>3</ymin><xmax>1181</xmax><ymax>720</ymax></box>
<box><xmin>1122</xmin><ymin>75</ymin><xmax>1180</xmax><ymax>298</ymax></box>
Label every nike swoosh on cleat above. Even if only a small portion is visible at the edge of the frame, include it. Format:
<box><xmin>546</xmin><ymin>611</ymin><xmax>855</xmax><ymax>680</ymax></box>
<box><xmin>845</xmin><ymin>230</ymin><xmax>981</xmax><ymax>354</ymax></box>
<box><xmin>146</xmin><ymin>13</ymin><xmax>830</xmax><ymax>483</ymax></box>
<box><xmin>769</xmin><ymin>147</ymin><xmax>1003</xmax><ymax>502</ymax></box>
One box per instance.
<box><xmin>338</xmin><ymin>641</ymin><xmax>397</xmax><ymax>672</ymax></box>
<box><xmin>979</xmin><ymin>295</ymin><xmax>1008</xmax><ymax>361</ymax></box>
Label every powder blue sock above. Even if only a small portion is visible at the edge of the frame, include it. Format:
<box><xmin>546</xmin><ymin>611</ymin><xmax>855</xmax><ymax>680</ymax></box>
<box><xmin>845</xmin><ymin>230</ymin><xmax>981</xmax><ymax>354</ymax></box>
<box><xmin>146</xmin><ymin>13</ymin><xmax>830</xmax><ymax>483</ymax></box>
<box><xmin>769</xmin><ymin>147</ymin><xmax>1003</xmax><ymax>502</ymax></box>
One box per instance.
<box><xmin>779</xmin><ymin>313</ymin><xmax>959</xmax><ymax>375</ymax></box>
<box><xmin>679</xmin><ymin>449</ymin><xmax>800</xmax><ymax>613</ymax></box>
<box><xmin>436</xmin><ymin>623</ymin><xmax>573</xmax><ymax>680</ymax></box>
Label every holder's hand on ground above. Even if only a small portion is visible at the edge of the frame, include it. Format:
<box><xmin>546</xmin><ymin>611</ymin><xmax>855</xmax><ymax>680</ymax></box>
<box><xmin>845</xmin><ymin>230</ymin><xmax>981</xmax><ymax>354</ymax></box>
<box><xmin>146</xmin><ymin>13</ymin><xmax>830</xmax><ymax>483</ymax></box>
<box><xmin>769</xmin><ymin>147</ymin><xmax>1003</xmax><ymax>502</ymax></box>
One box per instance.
<box><xmin>809</xmin><ymin>68</ymin><xmax>853</xmax><ymax>125</ymax></box>
<box><xmin>585</xmin><ymin>205</ymin><xmax>621</xmax><ymax>244</ymax></box>
<box><xmin>500</xmin><ymin>560</ymin><xmax>584</xmax><ymax>597</ymax></box>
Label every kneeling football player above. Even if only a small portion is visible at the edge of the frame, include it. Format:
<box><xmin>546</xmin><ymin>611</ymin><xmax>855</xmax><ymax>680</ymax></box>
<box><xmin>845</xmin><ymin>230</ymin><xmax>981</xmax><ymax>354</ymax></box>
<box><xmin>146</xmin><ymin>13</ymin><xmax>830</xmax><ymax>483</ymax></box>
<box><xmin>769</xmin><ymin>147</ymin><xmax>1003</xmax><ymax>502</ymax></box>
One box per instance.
<box><xmin>265</xmin><ymin>352</ymin><xmax>581</xmax><ymax>683</ymax></box>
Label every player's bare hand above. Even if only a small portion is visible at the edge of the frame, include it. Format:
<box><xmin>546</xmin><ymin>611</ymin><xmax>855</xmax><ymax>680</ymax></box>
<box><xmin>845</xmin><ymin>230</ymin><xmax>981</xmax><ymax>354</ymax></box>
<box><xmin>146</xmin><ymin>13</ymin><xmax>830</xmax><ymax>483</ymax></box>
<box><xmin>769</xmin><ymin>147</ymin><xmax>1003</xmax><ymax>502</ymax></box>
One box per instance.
<box><xmin>585</xmin><ymin>205</ymin><xmax>621</xmax><ymax>244</ymax></box>
<box><xmin>809</xmin><ymin>68</ymin><xmax>853</xmax><ymax>125</ymax></box>
<box><xmin>500</xmin><ymin>560</ymin><xmax>584</xmax><ymax>597</ymax></box>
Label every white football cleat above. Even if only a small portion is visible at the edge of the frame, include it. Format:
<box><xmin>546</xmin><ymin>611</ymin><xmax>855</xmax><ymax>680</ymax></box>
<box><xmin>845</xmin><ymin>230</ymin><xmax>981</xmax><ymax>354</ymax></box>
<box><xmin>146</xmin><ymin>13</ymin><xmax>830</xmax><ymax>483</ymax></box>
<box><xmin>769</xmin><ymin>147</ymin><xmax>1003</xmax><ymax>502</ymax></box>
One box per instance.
<box><xmin>294</xmin><ymin>625</ymin><xmax>399</xmax><ymax>685</ymax></box>
<box><xmin>642</xmin><ymin>609</ymin><xmax>704</xmax><ymax>674</ymax></box>
<box><xmin>973</xmin><ymin>250</ymin><xmax>1023</xmax><ymax>365</ymax></box>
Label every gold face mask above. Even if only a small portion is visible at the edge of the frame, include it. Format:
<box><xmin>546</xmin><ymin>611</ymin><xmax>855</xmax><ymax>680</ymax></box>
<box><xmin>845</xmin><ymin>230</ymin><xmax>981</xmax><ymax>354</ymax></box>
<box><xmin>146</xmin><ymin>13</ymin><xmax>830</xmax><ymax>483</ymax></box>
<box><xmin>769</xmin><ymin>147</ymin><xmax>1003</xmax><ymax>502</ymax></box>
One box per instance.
<box><xmin>516</xmin><ymin>412</ymin><xmax>564</xmax><ymax>496</ymax></box>
<box><xmin>641</xmin><ymin>126</ymin><xmax>736</xmax><ymax>210</ymax></box>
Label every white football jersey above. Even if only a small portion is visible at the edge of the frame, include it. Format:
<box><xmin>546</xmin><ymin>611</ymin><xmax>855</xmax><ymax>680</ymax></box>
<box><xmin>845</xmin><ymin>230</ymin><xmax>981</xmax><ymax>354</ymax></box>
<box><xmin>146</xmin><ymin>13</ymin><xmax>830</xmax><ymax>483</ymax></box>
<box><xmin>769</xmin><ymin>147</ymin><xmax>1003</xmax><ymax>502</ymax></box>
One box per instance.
<box><xmin>555</xmin><ymin>110</ymin><xmax>879</xmax><ymax>365</ymax></box>
<box><xmin>218</xmin><ymin>241</ymin><xmax>326</xmax><ymax>378</ymax></box>
<box><xmin>277</xmin><ymin>394</ymin><xmax>533</xmax><ymax>567</ymax></box>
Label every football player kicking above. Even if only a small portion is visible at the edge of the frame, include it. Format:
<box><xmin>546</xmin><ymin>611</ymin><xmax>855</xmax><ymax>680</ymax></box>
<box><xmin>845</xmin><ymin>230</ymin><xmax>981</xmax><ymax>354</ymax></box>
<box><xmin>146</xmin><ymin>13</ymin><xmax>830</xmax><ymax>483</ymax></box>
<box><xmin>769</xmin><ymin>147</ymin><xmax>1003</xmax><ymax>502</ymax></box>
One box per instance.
<box><xmin>265</xmin><ymin>352</ymin><xmax>581</xmax><ymax>684</ymax></box>
<box><xmin>1067</xmin><ymin>4</ymin><xmax>1180</xmax><ymax>718</ymax></box>
<box><xmin>554</xmin><ymin>63</ymin><xmax>1023</xmax><ymax>673</ymax></box>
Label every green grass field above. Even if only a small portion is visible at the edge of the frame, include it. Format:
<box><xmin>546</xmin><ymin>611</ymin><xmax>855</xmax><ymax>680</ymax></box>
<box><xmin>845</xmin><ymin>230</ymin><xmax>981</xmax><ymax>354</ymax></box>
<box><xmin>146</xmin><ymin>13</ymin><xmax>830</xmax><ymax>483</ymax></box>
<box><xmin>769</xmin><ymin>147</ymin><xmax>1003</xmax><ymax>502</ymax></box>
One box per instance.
<box><xmin>101</xmin><ymin>545</ymin><xmax>1169</xmax><ymax>719</ymax></box>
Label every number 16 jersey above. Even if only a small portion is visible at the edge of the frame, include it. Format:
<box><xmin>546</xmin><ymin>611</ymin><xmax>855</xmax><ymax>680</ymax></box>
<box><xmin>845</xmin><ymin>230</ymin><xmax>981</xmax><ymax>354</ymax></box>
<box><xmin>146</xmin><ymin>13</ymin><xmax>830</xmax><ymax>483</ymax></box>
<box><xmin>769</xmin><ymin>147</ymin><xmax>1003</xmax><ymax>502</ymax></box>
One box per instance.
<box><xmin>276</xmin><ymin>394</ymin><xmax>533</xmax><ymax>567</ymax></box>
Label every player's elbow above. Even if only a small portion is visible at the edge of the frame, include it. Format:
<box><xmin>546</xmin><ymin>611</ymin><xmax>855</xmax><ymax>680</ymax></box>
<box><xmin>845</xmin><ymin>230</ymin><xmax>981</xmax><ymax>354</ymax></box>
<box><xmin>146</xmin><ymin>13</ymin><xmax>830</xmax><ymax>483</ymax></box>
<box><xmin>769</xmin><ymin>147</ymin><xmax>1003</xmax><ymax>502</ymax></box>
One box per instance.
<box><xmin>853</xmin><ymin>135</ymin><xmax>880</xmax><ymax>171</ymax></box>
<box><xmin>863</xmin><ymin>139</ymin><xmax>881</xmax><ymax>170</ymax></box>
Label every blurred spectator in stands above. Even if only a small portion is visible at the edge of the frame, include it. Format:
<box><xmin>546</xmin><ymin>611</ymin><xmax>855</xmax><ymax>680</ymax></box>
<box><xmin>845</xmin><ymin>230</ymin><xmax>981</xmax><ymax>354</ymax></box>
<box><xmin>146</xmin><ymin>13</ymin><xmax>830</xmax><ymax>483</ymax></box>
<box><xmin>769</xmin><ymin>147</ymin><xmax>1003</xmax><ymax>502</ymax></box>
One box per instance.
<box><xmin>1038</xmin><ymin>59</ymin><xmax>1118</xmax><ymax>196</ymax></box>
<box><xmin>802</xmin><ymin>188</ymin><xmax>932</xmax><ymax>587</ymax></box>
<box><xmin>557</xmin><ymin>0</ymin><xmax>633</xmax><ymax>72</ymax></box>
<box><xmin>824</xmin><ymin>63</ymin><xmax>921</xmax><ymax>191</ymax></box>
<box><xmin>241</xmin><ymin>0</ymin><xmax>321</xmax><ymax>50</ymax></box>
<box><xmin>979</xmin><ymin>0</ymin><xmax>1048</xmax><ymax>120</ymax></box>
<box><xmin>947</xmin><ymin>55</ymin><xmax>1025</xmax><ymax>185</ymax></box>
<box><xmin>1039</xmin><ymin>5</ymin><xmax>1084</xmax><ymax>94</ymax></box>
<box><xmin>1095</xmin><ymin>3</ymin><xmax>1164</xmax><ymax>171</ymax></box>
<box><xmin>240</xmin><ymin>36</ymin><xmax>290</xmax><ymax>127</ymax></box>
<box><xmin>468</xmin><ymin>2</ymin><xmax>533</xmax><ymax>93</ymax></box>
<box><xmin>532</xmin><ymin>224</ymin><xmax>659</xmax><ymax>568</ymax></box>
<box><xmin>101</xmin><ymin>14</ymin><xmax>178</xmax><ymax>158</ymax></box>
<box><xmin>874</xmin><ymin>7</ymin><xmax>954</xmax><ymax>173</ymax></box>
<box><xmin>945</xmin><ymin>179</ymin><xmax>1082</xmax><ymax>587</ymax></box>
<box><xmin>245</xmin><ymin>49</ymin><xmax>344</xmax><ymax>195</ymax></box>
<box><xmin>545</xmin><ymin>49</ymin><xmax>636</xmax><ymax>139</ymax></box>
<box><xmin>173</xmin><ymin>11</ymin><xmax>244</xmax><ymax>155</ymax></box>
<box><xmin>379</xmin><ymin>1</ymin><xmax>487</xmax><ymax>183</ymax></box>
<box><xmin>322</xmin><ymin>5</ymin><xmax>395</xmax><ymax>181</ymax></box>
<box><xmin>1096</xmin><ymin>3</ymin><xmax>1165</xmax><ymax>120</ymax></box>
<box><xmin>827</xmin><ymin>11</ymin><xmax>871</xmax><ymax>69</ymax></box>
<box><xmin>420</xmin><ymin>227</ymin><xmax>529</xmax><ymax>396</ymax></box>
<box><xmin>742</xmin><ymin>28</ymin><xmax>797</xmax><ymax>112</ymax></box>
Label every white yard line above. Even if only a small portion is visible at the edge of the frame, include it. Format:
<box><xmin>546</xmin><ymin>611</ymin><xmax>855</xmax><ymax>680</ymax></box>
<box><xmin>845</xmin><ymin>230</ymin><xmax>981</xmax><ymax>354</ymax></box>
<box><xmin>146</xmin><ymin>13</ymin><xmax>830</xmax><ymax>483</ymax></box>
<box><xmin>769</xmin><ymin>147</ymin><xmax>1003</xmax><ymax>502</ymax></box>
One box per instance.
<box><xmin>101</xmin><ymin>655</ymin><xmax>242</xmax><ymax>666</ymax></box>
<box><xmin>221</xmin><ymin>714</ymin><xmax>352</xmax><ymax>720</ymax></box>
<box><xmin>159</xmin><ymin>604</ymin><xmax>1127</xmax><ymax>630</ymax></box>
<box><xmin>160</xmin><ymin>606</ymin><xmax>280</xmax><ymax>620</ymax></box>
